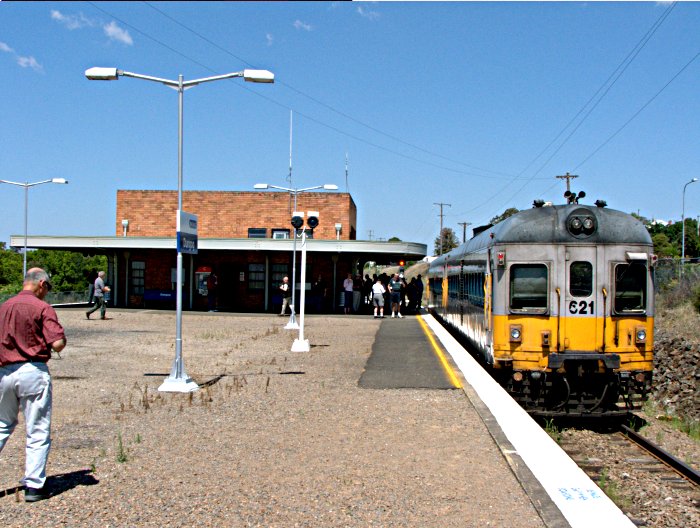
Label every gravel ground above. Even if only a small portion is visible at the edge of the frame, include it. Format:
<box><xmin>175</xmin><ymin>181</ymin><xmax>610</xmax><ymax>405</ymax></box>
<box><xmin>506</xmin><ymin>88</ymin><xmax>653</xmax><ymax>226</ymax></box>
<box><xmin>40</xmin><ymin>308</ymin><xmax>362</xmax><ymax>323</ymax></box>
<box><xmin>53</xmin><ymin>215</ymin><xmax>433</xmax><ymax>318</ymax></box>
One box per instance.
<box><xmin>0</xmin><ymin>309</ymin><xmax>545</xmax><ymax>527</ymax></box>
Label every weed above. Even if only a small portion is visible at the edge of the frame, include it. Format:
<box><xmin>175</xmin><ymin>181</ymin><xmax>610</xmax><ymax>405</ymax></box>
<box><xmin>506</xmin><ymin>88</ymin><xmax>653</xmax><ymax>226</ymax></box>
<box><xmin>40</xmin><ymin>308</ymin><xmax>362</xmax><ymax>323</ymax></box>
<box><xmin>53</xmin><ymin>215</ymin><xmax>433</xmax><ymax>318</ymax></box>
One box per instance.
<box><xmin>670</xmin><ymin>416</ymin><xmax>700</xmax><ymax>441</ymax></box>
<box><xmin>544</xmin><ymin>419</ymin><xmax>563</xmax><ymax>444</ymax></box>
<box><xmin>597</xmin><ymin>468</ymin><xmax>630</xmax><ymax>509</ymax></box>
<box><xmin>116</xmin><ymin>433</ymin><xmax>128</xmax><ymax>463</ymax></box>
<box><xmin>135</xmin><ymin>433</ymin><xmax>142</xmax><ymax>444</ymax></box>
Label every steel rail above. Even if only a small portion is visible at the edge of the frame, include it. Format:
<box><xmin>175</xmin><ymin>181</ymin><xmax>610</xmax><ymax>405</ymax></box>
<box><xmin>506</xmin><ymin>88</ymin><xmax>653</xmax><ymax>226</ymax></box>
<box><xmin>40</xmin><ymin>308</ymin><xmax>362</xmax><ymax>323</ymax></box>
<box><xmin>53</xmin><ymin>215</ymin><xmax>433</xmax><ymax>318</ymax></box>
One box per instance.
<box><xmin>620</xmin><ymin>424</ymin><xmax>700</xmax><ymax>486</ymax></box>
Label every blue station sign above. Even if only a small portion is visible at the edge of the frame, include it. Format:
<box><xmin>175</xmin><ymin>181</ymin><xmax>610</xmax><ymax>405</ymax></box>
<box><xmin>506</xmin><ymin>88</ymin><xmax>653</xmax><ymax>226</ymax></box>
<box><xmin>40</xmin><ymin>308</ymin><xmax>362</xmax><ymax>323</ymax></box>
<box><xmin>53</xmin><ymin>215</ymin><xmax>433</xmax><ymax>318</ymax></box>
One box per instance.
<box><xmin>176</xmin><ymin>210</ymin><xmax>198</xmax><ymax>254</ymax></box>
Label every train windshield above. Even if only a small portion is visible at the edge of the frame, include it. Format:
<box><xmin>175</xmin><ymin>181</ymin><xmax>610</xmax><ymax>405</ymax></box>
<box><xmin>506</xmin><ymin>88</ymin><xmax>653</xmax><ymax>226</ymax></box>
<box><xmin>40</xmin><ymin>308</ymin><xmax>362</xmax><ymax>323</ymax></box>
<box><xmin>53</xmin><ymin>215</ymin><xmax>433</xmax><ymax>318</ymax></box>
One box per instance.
<box><xmin>570</xmin><ymin>261</ymin><xmax>593</xmax><ymax>297</ymax></box>
<box><xmin>614</xmin><ymin>262</ymin><xmax>647</xmax><ymax>313</ymax></box>
<box><xmin>509</xmin><ymin>264</ymin><xmax>548</xmax><ymax>312</ymax></box>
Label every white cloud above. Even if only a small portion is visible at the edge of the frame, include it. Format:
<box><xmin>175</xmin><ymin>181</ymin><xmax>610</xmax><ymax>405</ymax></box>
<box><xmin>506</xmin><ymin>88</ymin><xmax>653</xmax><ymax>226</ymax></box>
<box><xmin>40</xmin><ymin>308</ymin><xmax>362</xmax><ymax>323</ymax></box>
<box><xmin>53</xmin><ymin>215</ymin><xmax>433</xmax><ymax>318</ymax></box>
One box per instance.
<box><xmin>103</xmin><ymin>21</ymin><xmax>133</xmax><ymax>45</ymax></box>
<box><xmin>50</xmin><ymin>10</ymin><xmax>95</xmax><ymax>30</ymax></box>
<box><xmin>17</xmin><ymin>55</ymin><xmax>43</xmax><ymax>73</ymax></box>
<box><xmin>293</xmin><ymin>20</ymin><xmax>313</xmax><ymax>32</ymax></box>
<box><xmin>0</xmin><ymin>41</ymin><xmax>42</xmax><ymax>73</ymax></box>
<box><xmin>357</xmin><ymin>6</ymin><xmax>380</xmax><ymax>21</ymax></box>
<box><xmin>266</xmin><ymin>33</ymin><xmax>274</xmax><ymax>47</ymax></box>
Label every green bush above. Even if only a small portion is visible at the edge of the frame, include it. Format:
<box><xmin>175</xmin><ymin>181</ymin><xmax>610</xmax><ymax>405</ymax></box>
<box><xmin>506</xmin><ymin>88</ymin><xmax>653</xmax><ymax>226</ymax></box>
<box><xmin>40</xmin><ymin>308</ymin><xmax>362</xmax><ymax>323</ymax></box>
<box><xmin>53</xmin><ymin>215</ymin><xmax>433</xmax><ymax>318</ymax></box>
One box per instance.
<box><xmin>693</xmin><ymin>284</ymin><xmax>700</xmax><ymax>314</ymax></box>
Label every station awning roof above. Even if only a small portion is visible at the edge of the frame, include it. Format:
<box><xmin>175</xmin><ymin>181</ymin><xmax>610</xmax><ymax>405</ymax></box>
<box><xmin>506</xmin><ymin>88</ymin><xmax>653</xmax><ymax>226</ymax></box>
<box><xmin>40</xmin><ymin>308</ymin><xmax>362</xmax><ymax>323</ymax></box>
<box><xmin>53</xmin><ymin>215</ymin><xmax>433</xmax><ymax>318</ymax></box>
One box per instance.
<box><xmin>11</xmin><ymin>235</ymin><xmax>428</xmax><ymax>263</ymax></box>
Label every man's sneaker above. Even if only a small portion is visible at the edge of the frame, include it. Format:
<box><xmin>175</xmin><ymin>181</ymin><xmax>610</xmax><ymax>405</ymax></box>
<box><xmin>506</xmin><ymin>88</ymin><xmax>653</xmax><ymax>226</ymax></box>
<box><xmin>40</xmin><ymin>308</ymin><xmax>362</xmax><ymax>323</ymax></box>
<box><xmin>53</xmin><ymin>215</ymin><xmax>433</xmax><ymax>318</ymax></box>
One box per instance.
<box><xmin>85</xmin><ymin>312</ymin><xmax>90</xmax><ymax>319</ymax></box>
<box><xmin>24</xmin><ymin>486</ymin><xmax>49</xmax><ymax>502</ymax></box>
<box><xmin>391</xmin><ymin>313</ymin><xmax>395</xmax><ymax>318</ymax></box>
<box><xmin>398</xmin><ymin>313</ymin><xmax>404</xmax><ymax>318</ymax></box>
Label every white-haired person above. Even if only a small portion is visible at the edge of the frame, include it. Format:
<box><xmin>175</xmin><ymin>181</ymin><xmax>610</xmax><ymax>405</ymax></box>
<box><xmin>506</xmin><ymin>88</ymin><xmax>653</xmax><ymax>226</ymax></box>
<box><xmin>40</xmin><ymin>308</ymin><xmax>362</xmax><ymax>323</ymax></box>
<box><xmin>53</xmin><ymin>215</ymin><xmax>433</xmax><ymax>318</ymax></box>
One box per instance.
<box><xmin>0</xmin><ymin>267</ymin><xmax>66</xmax><ymax>502</ymax></box>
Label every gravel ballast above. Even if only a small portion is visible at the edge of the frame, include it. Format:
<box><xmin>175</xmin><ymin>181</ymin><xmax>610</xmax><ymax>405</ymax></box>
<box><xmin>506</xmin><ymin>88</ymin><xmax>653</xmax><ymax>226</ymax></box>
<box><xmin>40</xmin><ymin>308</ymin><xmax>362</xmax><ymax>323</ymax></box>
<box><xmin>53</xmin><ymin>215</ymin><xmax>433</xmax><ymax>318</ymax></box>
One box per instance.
<box><xmin>0</xmin><ymin>309</ymin><xmax>546</xmax><ymax>527</ymax></box>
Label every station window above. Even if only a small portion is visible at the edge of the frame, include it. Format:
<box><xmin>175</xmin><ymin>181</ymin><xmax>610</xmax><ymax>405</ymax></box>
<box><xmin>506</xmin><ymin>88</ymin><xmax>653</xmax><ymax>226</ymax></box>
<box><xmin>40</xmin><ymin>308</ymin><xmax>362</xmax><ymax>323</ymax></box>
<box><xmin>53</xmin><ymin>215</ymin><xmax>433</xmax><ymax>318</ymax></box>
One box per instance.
<box><xmin>569</xmin><ymin>261</ymin><xmax>593</xmax><ymax>297</ymax></box>
<box><xmin>614</xmin><ymin>262</ymin><xmax>646</xmax><ymax>313</ymax></box>
<box><xmin>131</xmin><ymin>261</ymin><xmax>145</xmax><ymax>295</ymax></box>
<box><xmin>272</xmin><ymin>229</ymin><xmax>290</xmax><ymax>239</ymax></box>
<box><xmin>248</xmin><ymin>263</ymin><xmax>265</xmax><ymax>290</ymax></box>
<box><xmin>509</xmin><ymin>264</ymin><xmax>548</xmax><ymax>312</ymax></box>
<box><xmin>248</xmin><ymin>228</ymin><xmax>267</xmax><ymax>239</ymax></box>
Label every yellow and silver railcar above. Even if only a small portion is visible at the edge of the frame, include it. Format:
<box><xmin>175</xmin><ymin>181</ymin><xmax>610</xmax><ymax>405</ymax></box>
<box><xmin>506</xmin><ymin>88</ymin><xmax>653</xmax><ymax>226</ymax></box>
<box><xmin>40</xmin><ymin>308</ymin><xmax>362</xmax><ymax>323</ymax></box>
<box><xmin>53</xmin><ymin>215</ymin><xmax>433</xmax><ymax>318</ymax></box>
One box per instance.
<box><xmin>427</xmin><ymin>199</ymin><xmax>654</xmax><ymax>417</ymax></box>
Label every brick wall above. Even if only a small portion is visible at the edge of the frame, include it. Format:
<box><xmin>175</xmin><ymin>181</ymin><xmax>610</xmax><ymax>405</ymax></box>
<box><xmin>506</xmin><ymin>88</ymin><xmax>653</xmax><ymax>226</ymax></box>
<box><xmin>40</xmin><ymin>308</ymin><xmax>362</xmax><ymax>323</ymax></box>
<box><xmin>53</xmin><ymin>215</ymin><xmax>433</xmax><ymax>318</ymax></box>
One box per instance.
<box><xmin>116</xmin><ymin>190</ymin><xmax>357</xmax><ymax>240</ymax></box>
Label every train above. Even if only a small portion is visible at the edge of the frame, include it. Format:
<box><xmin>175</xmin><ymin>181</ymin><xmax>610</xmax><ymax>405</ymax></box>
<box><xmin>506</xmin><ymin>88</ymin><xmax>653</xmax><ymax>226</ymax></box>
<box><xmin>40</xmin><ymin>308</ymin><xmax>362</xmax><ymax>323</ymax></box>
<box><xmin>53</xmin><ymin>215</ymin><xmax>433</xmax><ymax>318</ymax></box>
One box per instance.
<box><xmin>427</xmin><ymin>194</ymin><xmax>655</xmax><ymax>417</ymax></box>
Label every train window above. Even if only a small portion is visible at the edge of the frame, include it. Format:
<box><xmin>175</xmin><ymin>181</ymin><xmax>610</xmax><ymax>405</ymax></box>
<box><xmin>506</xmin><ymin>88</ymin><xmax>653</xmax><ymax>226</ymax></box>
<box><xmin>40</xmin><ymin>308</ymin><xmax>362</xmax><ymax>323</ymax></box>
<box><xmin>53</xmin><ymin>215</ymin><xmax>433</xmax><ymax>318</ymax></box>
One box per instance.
<box><xmin>509</xmin><ymin>264</ymin><xmax>548</xmax><ymax>312</ymax></box>
<box><xmin>614</xmin><ymin>262</ymin><xmax>647</xmax><ymax>313</ymax></box>
<box><xmin>569</xmin><ymin>261</ymin><xmax>593</xmax><ymax>297</ymax></box>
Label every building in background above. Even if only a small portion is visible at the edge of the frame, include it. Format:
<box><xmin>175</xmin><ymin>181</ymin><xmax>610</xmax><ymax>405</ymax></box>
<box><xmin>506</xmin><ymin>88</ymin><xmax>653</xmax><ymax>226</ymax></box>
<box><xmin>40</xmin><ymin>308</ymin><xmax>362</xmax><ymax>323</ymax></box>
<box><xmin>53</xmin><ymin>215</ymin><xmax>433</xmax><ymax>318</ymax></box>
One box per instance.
<box><xmin>13</xmin><ymin>189</ymin><xmax>426</xmax><ymax>313</ymax></box>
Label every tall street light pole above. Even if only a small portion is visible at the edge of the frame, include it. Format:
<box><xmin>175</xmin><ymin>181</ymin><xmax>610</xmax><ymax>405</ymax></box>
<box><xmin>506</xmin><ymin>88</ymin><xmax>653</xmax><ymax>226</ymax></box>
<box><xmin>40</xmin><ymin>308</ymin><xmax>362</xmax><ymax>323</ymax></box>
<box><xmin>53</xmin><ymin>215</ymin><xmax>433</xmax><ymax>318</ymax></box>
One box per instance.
<box><xmin>0</xmin><ymin>178</ymin><xmax>69</xmax><ymax>276</ymax></box>
<box><xmin>253</xmin><ymin>183</ymin><xmax>338</xmax><ymax>329</ymax></box>
<box><xmin>681</xmin><ymin>177</ymin><xmax>698</xmax><ymax>276</ymax></box>
<box><xmin>87</xmin><ymin>66</ymin><xmax>274</xmax><ymax>392</ymax></box>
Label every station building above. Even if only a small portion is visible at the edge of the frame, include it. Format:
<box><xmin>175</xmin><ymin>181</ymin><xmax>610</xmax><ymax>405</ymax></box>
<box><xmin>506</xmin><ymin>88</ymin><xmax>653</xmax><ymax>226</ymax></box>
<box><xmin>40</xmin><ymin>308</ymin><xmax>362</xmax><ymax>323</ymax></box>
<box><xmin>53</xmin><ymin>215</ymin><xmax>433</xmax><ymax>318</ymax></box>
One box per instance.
<box><xmin>14</xmin><ymin>189</ymin><xmax>427</xmax><ymax>313</ymax></box>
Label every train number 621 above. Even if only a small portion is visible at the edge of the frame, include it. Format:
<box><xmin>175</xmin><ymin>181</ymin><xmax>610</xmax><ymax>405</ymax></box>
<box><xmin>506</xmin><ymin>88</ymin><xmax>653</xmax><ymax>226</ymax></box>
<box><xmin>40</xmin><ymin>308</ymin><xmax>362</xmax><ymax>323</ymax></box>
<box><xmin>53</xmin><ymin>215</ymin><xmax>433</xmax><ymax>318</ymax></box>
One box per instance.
<box><xmin>569</xmin><ymin>300</ymin><xmax>594</xmax><ymax>314</ymax></box>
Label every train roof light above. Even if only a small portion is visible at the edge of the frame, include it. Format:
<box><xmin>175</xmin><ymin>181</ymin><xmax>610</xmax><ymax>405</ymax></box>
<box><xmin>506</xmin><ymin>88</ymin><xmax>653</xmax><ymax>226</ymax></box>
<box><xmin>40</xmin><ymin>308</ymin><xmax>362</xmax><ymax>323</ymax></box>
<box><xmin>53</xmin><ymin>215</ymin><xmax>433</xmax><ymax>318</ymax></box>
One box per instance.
<box><xmin>595</xmin><ymin>199</ymin><xmax>607</xmax><ymax>208</ymax></box>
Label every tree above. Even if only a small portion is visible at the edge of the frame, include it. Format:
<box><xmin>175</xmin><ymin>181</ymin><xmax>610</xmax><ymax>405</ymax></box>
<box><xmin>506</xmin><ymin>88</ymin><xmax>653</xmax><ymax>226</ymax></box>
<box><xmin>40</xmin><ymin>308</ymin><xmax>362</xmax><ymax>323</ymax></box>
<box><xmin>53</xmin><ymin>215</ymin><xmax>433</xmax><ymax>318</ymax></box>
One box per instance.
<box><xmin>434</xmin><ymin>227</ymin><xmax>459</xmax><ymax>256</ymax></box>
<box><xmin>489</xmin><ymin>207</ymin><xmax>519</xmax><ymax>225</ymax></box>
<box><xmin>651</xmin><ymin>233</ymin><xmax>677</xmax><ymax>258</ymax></box>
<box><xmin>388</xmin><ymin>236</ymin><xmax>402</xmax><ymax>242</ymax></box>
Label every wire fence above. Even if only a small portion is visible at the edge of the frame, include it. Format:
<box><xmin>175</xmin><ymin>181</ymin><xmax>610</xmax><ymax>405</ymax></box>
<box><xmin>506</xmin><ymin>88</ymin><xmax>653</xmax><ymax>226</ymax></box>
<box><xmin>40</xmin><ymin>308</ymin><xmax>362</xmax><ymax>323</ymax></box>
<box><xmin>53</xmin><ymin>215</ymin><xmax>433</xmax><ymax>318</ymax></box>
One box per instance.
<box><xmin>0</xmin><ymin>290</ymin><xmax>90</xmax><ymax>307</ymax></box>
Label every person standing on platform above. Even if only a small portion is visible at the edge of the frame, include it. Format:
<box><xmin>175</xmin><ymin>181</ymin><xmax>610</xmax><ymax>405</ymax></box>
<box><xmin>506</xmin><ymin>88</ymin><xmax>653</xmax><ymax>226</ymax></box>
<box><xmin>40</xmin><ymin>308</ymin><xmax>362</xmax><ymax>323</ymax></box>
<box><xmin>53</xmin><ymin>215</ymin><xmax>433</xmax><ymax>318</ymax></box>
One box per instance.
<box><xmin>0</xmin><ymin>267</ymin><xmax>66</xmax><ymax>502</ymax></box>
<box><xmin>85</xmin><ymin>271</ymin><xmax>109</xmax><ymax>320</ymax></box>
<box><xmin>389</xmin><ymin>273</ymin><xmax>404</xmax><ymax>318</ymax></box>
<box><xmin>279</xmin><ymin>276</ymin><xmax>292</xmax><ymax>316</ymax></box>
<box><xmin>343</xmin><ymin>273</ymin><xmax>354</xmax><ymax>315</ymax></box>
<box><xmin>371</xmin><ymin>277</ymin><xmax>386</xmax><ymax>319</ymax></box>
<box><xmin>207</xmin><ymin>271</ymin><xmax>219</xmax><ymax>312</ymax></box>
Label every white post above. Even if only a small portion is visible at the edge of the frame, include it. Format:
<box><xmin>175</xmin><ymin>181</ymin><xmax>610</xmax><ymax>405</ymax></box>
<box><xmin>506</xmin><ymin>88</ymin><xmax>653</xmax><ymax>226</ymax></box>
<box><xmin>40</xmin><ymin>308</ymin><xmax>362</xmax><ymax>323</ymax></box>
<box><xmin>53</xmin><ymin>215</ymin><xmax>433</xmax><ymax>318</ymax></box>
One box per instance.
<box><xmin>291</xmin><ymin>230</ymin><xmax>310</xmax><ymax>352</ymax></box>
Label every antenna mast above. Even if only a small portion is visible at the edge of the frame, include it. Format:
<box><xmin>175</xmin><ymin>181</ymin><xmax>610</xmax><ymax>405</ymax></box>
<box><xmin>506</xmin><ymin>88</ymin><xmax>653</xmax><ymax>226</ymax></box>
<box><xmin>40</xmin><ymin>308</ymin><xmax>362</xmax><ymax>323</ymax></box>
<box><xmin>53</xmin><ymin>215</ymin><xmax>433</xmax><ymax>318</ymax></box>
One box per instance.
<box><xmin>345</xmin><ymin>152</ymin><xmax>349</xmax><ymax>193</ymax></box>
<box><xmin>556</xmin><ymin>172</ymin><xmax>578</xmax><ymax>193</ymax></box>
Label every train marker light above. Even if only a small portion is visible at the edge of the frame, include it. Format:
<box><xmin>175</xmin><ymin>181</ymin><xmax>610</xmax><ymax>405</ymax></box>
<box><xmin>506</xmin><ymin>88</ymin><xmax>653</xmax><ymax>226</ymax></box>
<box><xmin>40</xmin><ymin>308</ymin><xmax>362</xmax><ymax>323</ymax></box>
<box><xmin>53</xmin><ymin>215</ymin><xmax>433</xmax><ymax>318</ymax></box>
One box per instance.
<box><xmin>635</xmin><ymin>327</ymin><xmax>647</xmax><ymax>344</ymax></box>
<box><xmin>497</xmin><ymin>251</ymin><xmax>506</xmax><ymax>267</ymax></box>
<box><xmin>509</xmin><ymin>324</ymin><xmax>522</xmax><ymax>342</ymax></box>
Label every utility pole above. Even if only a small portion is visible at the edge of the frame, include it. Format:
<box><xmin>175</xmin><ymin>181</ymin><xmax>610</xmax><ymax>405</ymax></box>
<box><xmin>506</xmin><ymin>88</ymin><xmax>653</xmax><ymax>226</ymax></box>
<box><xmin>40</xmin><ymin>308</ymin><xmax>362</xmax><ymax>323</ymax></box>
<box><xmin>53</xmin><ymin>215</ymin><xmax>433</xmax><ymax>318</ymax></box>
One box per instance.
<box><xmin>458</xmin><ymin>221</ymin><xmax>472</xmax><ymax>243</ymax></box>
<box><xmin>556</xmin><ymin>172</ymin><xmax>579</xmax><ymax>193</ymax></box>
<box><xmin>367</xmin><ymin>229</ymin><xmax>374</xmax><ymax>241</ymax></box>
<box><xmin>434</xmin><ymin>202</ymin><xmax>451</xmax><ymax>255</ymax></box>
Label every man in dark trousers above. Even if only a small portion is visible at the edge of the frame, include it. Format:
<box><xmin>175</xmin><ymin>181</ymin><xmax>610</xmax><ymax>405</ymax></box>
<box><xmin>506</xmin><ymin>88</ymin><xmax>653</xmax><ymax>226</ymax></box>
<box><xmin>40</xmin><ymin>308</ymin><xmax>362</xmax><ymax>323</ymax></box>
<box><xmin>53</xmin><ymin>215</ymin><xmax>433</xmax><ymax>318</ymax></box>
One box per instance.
<box><xmin>0</xmin><ymin>268</ymin><xmax>66</xmax><ymax>502</ymax></box>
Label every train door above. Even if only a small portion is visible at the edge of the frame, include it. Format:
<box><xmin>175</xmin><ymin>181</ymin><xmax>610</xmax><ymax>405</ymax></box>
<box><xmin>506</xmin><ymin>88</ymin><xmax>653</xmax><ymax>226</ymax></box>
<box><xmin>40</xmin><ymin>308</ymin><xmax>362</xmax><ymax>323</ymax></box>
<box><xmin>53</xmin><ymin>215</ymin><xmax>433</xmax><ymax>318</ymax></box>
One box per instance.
<box><xmin>562</xmin><ymin>246</ymin><xmax>598</xmax><ymax>352</ymax></box>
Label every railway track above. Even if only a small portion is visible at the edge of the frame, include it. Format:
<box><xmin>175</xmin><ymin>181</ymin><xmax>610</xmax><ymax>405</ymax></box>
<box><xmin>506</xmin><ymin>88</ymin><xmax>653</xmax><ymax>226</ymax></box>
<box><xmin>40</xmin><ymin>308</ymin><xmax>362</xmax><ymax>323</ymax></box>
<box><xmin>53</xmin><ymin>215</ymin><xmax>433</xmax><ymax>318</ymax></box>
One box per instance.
<box><xmin>555</xmin><ymin>418</ymin><xmax>699</xmax><ymax>527</ymax></box>
<box><xmin>619</xmin><ymin>422</ymin><xmax>700</xmax><ymax>487</ymax></box>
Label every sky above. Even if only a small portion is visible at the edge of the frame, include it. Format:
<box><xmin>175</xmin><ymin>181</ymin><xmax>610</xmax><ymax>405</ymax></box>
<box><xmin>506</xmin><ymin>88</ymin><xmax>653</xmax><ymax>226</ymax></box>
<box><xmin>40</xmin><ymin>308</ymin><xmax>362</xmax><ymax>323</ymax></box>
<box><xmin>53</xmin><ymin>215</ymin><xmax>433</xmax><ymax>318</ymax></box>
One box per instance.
<box><xmin>1</xmin><ymin>1</ymin><xmax>699</xmax><ymax>252</ymax></box>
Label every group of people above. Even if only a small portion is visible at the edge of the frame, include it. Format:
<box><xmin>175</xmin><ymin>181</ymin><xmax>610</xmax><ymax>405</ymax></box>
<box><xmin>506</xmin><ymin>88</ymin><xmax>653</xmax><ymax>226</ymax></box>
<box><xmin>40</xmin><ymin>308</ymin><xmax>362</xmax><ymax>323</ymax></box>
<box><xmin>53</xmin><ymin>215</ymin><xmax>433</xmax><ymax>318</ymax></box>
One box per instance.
<box><xmin>345</xmin><ymin>271</ymin><xmax>424</xmax><ymax>318</ymax></box>
<box><xmin>277</xmin><ymin>271</ymin><xmax>424</xmax><ymax>317</ymax></box>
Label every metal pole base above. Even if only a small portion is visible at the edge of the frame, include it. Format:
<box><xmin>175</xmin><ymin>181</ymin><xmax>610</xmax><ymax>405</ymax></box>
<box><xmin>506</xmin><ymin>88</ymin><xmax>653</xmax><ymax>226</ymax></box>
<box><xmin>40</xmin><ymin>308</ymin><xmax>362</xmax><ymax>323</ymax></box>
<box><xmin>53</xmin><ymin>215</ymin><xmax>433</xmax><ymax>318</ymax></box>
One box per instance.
<box><xmin>158</xmin><ymin>376</ymin><xmax>199</xmax><ymax>393</ymax></box>
<box><xmin>291</xmin><ymin>338</ymin><xmax>310</xmax><ymax>352</ymax></box>
<box><xmin>284</xmin><ymin>312</ymin><xmax>299</xmax><ymax>330</ymax></box>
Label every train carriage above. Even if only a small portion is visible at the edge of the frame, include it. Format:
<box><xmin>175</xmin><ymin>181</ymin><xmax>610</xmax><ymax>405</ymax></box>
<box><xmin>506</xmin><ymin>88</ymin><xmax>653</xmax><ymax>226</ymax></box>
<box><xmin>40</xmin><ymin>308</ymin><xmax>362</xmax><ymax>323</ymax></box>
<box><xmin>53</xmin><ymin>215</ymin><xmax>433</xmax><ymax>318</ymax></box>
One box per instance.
<box><xmin>427</xmin><ymin>198</ymin><xmax>654</xmax><ymax>417</ymax></box>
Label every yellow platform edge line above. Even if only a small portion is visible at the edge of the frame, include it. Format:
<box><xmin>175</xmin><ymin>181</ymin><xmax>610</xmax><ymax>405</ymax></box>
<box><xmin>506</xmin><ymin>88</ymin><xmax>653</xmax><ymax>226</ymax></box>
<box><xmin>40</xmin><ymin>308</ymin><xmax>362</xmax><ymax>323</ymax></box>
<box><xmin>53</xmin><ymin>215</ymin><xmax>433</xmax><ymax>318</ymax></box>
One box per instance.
<box><xmin>417</xmin><ymin>315</ymin><xmax>463</xmax><ymax>389</ymax></box>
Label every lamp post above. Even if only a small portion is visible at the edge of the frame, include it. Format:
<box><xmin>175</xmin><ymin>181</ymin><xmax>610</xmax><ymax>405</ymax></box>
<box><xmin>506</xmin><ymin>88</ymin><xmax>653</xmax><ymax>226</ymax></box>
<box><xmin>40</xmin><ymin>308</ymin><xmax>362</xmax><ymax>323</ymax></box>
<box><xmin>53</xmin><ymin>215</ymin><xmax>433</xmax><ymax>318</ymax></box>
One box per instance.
<box><xmin>87</xmin><ymin>66</ymin><xmax>274</xmax><ymax>393</ymax></box>
<box><xmin>253</xmin><ymin>183</ymin><xmax>337</xmax><ymax>329</ymax></box>
<box><xmin>0</xmin><ymin>178</ymin><xmax>68</xmax><ymax>276</ymax></box>
<box><xmin>681</xmin><ymin>177</ymin><xmax>698</xmax><ymax>277</ymax></box>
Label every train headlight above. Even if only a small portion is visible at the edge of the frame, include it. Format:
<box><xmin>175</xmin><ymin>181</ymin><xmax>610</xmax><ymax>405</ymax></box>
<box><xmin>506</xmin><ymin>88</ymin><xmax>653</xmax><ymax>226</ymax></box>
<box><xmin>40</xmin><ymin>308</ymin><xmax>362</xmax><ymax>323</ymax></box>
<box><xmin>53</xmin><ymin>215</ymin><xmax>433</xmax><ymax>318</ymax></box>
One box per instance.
<box><xmin>566</xmin><ymin>210</ymin><xmax>598</xmax><ymax>237</ymax></box>
<box><xmin>635</xmin><ymin>327</ymin><xmax>647</xmax><ymax>344</ymax></box>
<box><xmin>509</xmin><ymin>325</ymin><xmax>522</xmax><ymax>343</ymax></box>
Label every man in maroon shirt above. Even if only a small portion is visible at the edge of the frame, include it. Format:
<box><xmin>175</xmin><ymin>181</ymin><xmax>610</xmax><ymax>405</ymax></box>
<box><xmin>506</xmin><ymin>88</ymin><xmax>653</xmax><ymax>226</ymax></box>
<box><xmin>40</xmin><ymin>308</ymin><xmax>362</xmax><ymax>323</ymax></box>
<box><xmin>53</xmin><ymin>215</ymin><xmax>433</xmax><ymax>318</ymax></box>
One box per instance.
<box><xmin>0</xmin><ymin>267</ymin><xmax>66</xmax><ymax>502</ymax></box>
